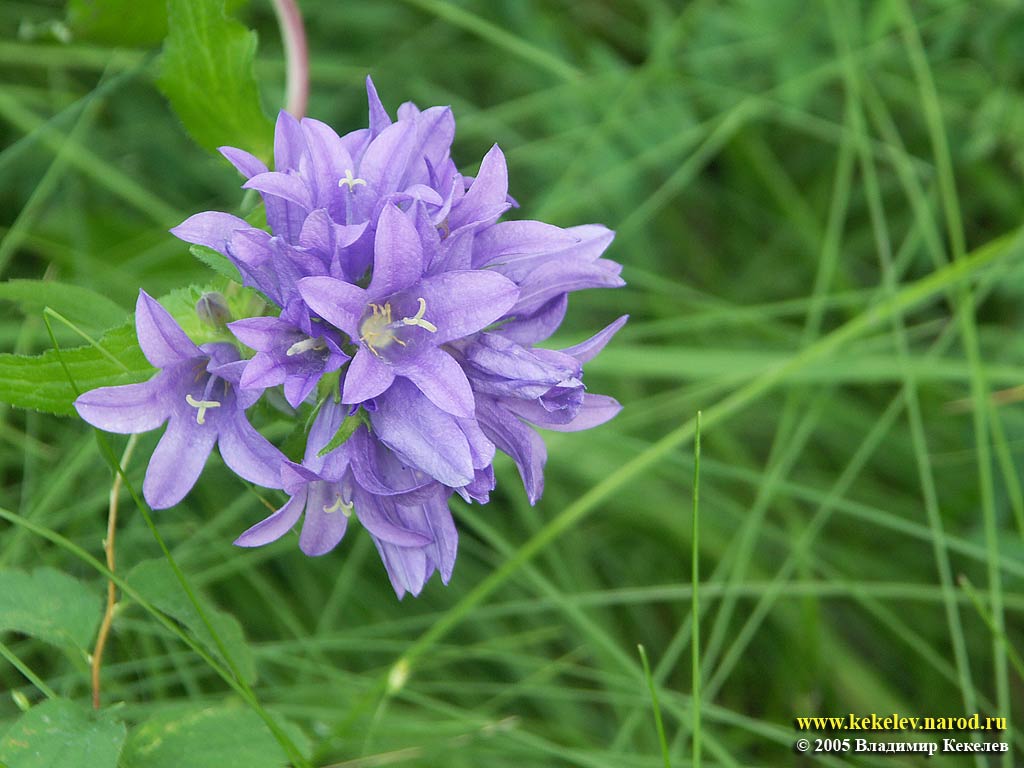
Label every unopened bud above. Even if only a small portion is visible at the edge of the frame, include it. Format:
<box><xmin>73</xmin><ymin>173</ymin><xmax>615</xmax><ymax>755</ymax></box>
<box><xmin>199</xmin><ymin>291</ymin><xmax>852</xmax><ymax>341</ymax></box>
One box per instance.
<box><xmin>196</xmin><ymin>292</ymin><xmax>231</xmax><ymax>327</ymax></box>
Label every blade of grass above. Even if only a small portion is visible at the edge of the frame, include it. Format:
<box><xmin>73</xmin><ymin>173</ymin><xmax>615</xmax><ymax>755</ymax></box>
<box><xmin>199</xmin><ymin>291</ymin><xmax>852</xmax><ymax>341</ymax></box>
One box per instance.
<box><xmin>690</xmin><ymin>411</ymin><xmax>702</xmax><ymax>768</ymax></box>
<box><xmin>637</xmin><ymin>645</ymin><xmax>672</xmax><ymax>768</ymax></box>
<box><xmin>891</xmin><ymin>5</ymin><xmax>1009</xmax><ymax>761</ymax></box>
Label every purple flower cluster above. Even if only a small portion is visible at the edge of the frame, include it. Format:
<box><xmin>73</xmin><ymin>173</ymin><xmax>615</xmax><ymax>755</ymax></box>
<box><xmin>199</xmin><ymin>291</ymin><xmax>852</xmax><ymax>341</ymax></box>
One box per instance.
<box><xmin>75</xmin><ymin>79</ymin><xmax>625</xmax><ymax>598</ymax></box>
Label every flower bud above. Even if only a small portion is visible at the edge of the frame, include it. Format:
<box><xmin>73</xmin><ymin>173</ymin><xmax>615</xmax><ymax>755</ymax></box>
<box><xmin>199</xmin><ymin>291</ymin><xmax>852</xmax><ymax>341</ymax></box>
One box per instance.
<box><xmin>196</xmin><ymin>292</ymin><xmax>231</xmax><ymax>327</ymax></box>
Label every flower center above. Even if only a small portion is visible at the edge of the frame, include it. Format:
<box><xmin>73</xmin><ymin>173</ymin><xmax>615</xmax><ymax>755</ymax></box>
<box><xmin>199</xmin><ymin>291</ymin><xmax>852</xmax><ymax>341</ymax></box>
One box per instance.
<box><xmin>359</xmin><ymin>298</ymin><xmax>436</xmax><ymax>357</ymax></box>
<box><xmin>185</xmin><ymin>393</ymin><xmax>221</xmax><ymax>425</ymax></box>
<box><xmin>338</xmin><ymin>169</ymin><xmax>366</xmax><ymax>190</ymax></box>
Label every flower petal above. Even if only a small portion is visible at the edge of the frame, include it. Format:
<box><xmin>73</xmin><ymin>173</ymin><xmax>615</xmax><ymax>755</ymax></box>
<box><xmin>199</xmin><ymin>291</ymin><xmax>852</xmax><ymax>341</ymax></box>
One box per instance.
<box><xmin>143</xmin><ymin>414</ymin><xmax>218</xmax><ymax>509</ymax></box>
<box><xmin>238</xmin><ymin>353</ymin><xmax>286</xmax><ymax>392</ymax></box>
<box><xmin>448</xmin><ymin>144</ymin><xmax>509</xmax><ymax>231</ymax></box>
<box><xmin>283</xmin><ymin>372</ymin><xmax>320</xmax><ymax>409</ymax></box>
<box><xmin>496</xmin><ymin>294</ymin><xmax>568</xmax><ymax>345</ymax></box>
<box><xmin>373</xmin><ymin>537</ymin><xmax>427</xmax><ymax>599</ymax></box>
<box><xmin>399</xmin><ymin>347</ymin><xmax>474</xmax><ymax>417</ymax></box>
<box><xmin>74</xmin><ymin>375</ymin><xmax>169</xmax><ymax>434</ymax></box>
<box><xmin>299</xmin><ymin>482</ymin><xmax>349</xmax><ymax>556</ymax></box>
<box><xmin>234</xmin><ymin>490</ymin><xmax>306</xmax><ymax>547</ymax></box>
<box><xmin>415</xmin><ymin>271</ymin><xmax>518</xmax><ymax>344</ymax></box>
<box><xmin>512</xmin><ymin>257</ymin><xmax>624</xmax><ymax>315</ymax></box>
<box><xmin>297</xmin><ymin>276</ymin><xmax>367</xmax><ymax>338</ymax></box>
<box><xmin>354</xmin><ymin>490</ymin><xmax>432</xmax><ymax>547</ymax></box>
<box><xmin>368</xmin><ymin>203</ymin><xmax>423</xmax><ymax>296</ymax></box>
<box><xmin>217</xmin><ymin>412</ymin><xmax>286</xmax><ymax>489</ymax></box>
<box><xmin>343</xmin><ymin>347</ymin><xmax>395</xmax><ymax>404</ymax></box>
<box><xmin>228</xmin><ymin>316</ymin><xmax>289</xmax><ymax>351</ymax></box>
<box><xmin>371</xmin><ymin>379</ymin><xmax>474</xmax><ymax>487</ymax></box>
<box><xmin>506</xmin><ymin>393</ymin><xmax>622</xmax><ymax>432</ymax></box>
<box><xmin>170</xmin><ymin>211</ymin><xmax>249</xmax><ymax>254</ymax></box>
<box><xmin>218</xmin><ymin>146</ymin><xmax>267</xmax><ymax>179</ymax></box>
<box><xmin>358</xmin><ymin>119</ymin><xmax>415</xmax><ymax>195</ymax></box>
<box><xmin>273</xmin><ymin>110</ymin><xmax>306</xmax><ymax>171</ymax></box>
<box><xmin>243</xmin><ymin>171</ymin><xmax>313</xmax><ymax>210</ymax></box>
<box><xmin>135</xmin><ymin>290</ymin><xmax>201</xmax><ymax>367</ymax></box>
<box><xmin>472</xmin><ymin>219</ymin><xmax>577</xmax><ymax>268</ymax></box>
<box><xmin>365</xmin><ymin>75</ymin><xmax>392</xmax><ymax>137</ymax></box>
<box><xmin>416</xmin><ymin>491</ymin><xmax>458</xmax><ymax>582</ymax></box>
<box><xmin>476</xmin><ymin>397</ymin><xmax>547</xmax><ymax>504</ymax></box>
<box><xmin>559</xmin><ymin>315</ymin><xmax>629</xmax><ymax>363</ymax></box>
<box><xmin>301</xmin><ymin>118</ymin><xmax>354</xmax><ymax>206</ymax></box>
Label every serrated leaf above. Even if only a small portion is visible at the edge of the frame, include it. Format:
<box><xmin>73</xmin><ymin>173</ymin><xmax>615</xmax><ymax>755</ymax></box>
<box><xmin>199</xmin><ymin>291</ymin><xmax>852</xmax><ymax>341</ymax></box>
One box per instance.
<box><xmin>159</xmin><ymin>0</ymin><xmax>273</xmax><ymax>158</ymax></box>
<box><xmin>0</xmin><ymin>284</ymin><xmax>269</xmax><ymax>416</ymax></box>
<box><xmin>318</xmin><ymin>414</ymin><xmax>362</xmax><ymax>457</ymax></box>
<box><xmin>190</xmin><ymin>244</ymin><xmax>241</xmax><ymax>281</ymax></box>
<box><xmin>127</xmin><ymin>560</ymin><xmax>256</xmax><ymax>684</ymax></box>
<box><xmin>0</xmin><ymin>280</ymin><xmax>128</xmax><ymax>333</ymax></box>
<box><xmin>0</xmin><ymin>699</ymin><xmax>125</xmax><ymax>768</ymax></box>
<box><xmin>119</xmin><ymin>704</ymin><xmax>302</xmax><ymax>768</ymax></box>
<box><xmin>0</xmin><ymin>323</ymin><xmax>151</xmax><ymax>416</ymax></box>
<box><xmin>0</xmin><ymin>568</ymin><xmax>101</xmax><ymax>652</ymax></box>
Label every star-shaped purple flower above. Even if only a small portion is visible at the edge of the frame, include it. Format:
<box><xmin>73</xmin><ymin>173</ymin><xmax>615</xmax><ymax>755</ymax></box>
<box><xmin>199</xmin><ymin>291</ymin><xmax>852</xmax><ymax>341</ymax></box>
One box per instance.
<box><xmin>228</xmin><ymin>299</ymin><xmax>349</xmax><ymax>408</ymax></box>
<box><xmin>298</xmin><ymin>202</ymin><xmax>518</xmax><ymax>417</ymax></box>
<box><xmin>74</xmin><ymin>291</ymin><xmax>286</xmax><ymax>509</ymax></box>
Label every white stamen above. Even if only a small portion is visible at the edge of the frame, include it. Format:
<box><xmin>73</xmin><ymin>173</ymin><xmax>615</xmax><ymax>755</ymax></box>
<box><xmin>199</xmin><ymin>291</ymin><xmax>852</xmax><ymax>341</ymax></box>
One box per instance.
<box><xmin>400</xmin><ymin>297</ymin><xmax>437</xmax><ymax>333</ymax></box>
<box><xmin>286</xmin><ymin>337</ymin><xmax>326</xmax><ymax>357</ymax></box>
<box><xmin>185</xmin><ymin>393</ymin><xmax>221</xmax><ymax>425</ymax></box>
<box><xmin>323</xmin><ymin>494</ymin><xmax>354</xmax><ymax>516</ymax></box>
<box><xmin>338</xmin><ymin>169</ymin><xmax>367</xmax><ymax>190</ymax></box>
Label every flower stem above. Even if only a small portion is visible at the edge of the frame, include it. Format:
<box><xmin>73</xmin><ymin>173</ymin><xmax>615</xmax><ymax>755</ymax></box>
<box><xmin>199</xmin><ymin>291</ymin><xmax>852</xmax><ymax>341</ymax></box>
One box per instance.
<box><xmin>91</xmin><ymin>434</ymin><xmax>138</xmax><ymax>710</ymax></box>
<box><xmin>271</xmin><ymin>0</ymin><xmax>309</xmax><ymax>118</ymax></box>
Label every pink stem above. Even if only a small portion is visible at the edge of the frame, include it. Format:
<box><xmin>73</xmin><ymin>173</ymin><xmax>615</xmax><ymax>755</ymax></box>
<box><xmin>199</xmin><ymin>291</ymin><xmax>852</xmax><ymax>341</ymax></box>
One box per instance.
<box><xmin>271</xmin><ymin>0</ymin><xmax>309</xmax><ymax>118</ymax></box>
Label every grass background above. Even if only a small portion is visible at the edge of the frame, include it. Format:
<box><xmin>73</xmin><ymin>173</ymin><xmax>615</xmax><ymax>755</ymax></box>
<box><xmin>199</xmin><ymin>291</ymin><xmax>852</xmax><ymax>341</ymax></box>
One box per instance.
<box><xmin>1</xmin><ymin>0</ymin><xmax>1023</xmax><ymax>765</ymax></box>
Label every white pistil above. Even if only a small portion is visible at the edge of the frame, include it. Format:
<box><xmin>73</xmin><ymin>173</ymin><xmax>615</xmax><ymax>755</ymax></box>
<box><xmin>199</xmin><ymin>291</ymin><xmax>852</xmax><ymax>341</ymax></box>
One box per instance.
<box><xmin>400</xmin><ymin>297</ymin><xmax>437</xmax><ymax>333</ymax></box>
<box><xmin>185</xmin><ymin>393</ymin><xmax>221</xmax><ymax>425</ymax></box>
<box><xmin>322</xmin><ymin>494</ymin><xmax>353</xmax><ymax>516</ymax></box>
<box><xmin>285</xmin><ymin>337</ymin><xmax>326</xmax><ymax>357</ymax></box>
<box><xmin>338</xmin><ymin>169</ymin><xmax>367</xmax><ymax>190</ymax></box>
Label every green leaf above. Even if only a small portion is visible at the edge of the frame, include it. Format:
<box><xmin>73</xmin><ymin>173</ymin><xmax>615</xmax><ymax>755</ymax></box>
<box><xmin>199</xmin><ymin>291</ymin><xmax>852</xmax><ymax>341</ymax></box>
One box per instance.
<box><xmin>0</xmin><ymin>568</ymin><xmax>101</xmax><ymax>652</ymax></box>
<box><xmin>126</xmin><ymin>560</ymin><xmax>257</xmax><ymax>684</ymax></box>
<box><xmin>159</xmin><ymin>0</ymin><xmax>273</xmax><ymax>158</ymax></box>
<box><xmin>67</xmin><ymin>0</ymin><xmax>168</xmax><ymax>46</ymax></box>
<box><xmin>190</xmin><ymin>244</ymin><xmax>241</xmax><ymax>282</ymax></box>
<box><xmin>0</xmin><ymin>280</ymin><xmax>128</xmax><ymax>333</ymax></box>
<box><xmin>0</xmin><ymin>700</ymin><xmax>125</xmax><ymax>768</ymax></box>
<box><xmin>120</xmin><ymin>704</ymin><xmax>301</xmax><ymax>768</ymax></box>
<box><xmin>0</xmin><ymin>284</ymin><xmax>269</xmax><ymax>416</ymax></box>
<box><xmin>0</xmin><ymin>322</ymin><xmax>150</xmax><ymax>416</ymax></box>
<box><xmin>318</xmin><ymin>413</ymin><xmax>362</xmax><ymax>457</ymax></box>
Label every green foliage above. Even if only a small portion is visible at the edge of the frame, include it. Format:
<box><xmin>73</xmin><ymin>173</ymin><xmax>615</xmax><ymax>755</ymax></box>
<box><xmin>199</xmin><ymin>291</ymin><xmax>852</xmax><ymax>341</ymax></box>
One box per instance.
<box><xmin>0</xmin><ymin>323</ymin><xmax>149</xmax><ymax>416</ymax></box>
<box><xmin>158</xmin><ymin>0</ymin><xmax>273</xmax><ymax>158</ymax></box>
<box><xmin>0</xmin><ymin>699</ymin><xmax>125</xmax><ymax>768</ymax></box>
<box><xmin>67</xmin><ymin>0</ymin><xmax>168</xmax><ymax>47</ymax></box>
<box><xmin>189</xmin><ymin>245</ymin><xmax>241</xmax><ymax>282</ymax></box>
<box><xmin>317</xmin><ymin>412</ymin><xmax>363</xmax><ymax>458</ymax></box>
<box><xmin>0</xmin><ymin>568</ymin><xmax>100</xmax><ymax>652</ymax></box>
<box><xmin>126</xmin><ymin>560</ymin><xmax>257</xmax><ymax>685</ymax></box>
<box><xmin>0</xmin><ymin>284</ymin><xmax>268</xmax><ymax>416</ymax></box>
<box><xmin>0</xmin><ymin>280</ymin><xmax>128</xmax><ymax>334</ymax></box>
<box><xmin>120</xmin><ymin>704</ymin><xmax>298</xmax><ymax>768</ymax></box>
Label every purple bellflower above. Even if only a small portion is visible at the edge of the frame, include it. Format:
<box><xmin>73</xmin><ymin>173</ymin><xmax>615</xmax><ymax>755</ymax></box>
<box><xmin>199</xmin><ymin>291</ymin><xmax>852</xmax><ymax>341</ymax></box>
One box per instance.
<box><xmin>298</xmin><ymin>203</ymin><xmax>518</xmax><ymax>417</ymax></box>
<box><xmin>228</xmin><ymin>299</ymin><xmax>349</xmax><ymax>408</ymax></box>
<box><xmin>74</xmin><ymin>291</ymin><xmax>286</xmax><ymax>509</ymax></box>
<box><xmin>235</xmin><ymin>399</ymin><xmax>459</xmax><ymax>597</ymax></box>
<box><xmin>74</xmin><ymin>77</ymin><xmax>626</xmax><ymax>598</ymax></box>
